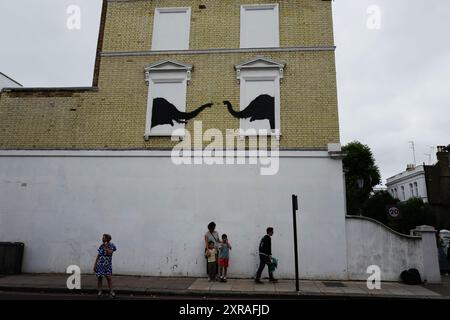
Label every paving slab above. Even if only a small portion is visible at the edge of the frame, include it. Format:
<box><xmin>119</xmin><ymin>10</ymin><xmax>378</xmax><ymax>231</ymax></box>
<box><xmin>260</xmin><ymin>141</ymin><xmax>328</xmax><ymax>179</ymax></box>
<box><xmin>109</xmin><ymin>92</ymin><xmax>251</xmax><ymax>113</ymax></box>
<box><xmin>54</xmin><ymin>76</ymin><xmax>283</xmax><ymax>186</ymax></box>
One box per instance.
<box><xmin>0</xmin><ymin>274</ymin><xmax>448</xmax><ymax>299</ymax></box>
<box><xmin>210</xmin><ymin>280</ymin><xmax>234</xmax><ymax>291</ymax></box>
<box><xmin>274</xmin><ymin>281</ymin><xmax>295</xmax><ymax>292</ymax></box>
<box><xmin>187</xmin><ymin>278</ymin><xmax>213</xmax><ymax>291</ymax></box>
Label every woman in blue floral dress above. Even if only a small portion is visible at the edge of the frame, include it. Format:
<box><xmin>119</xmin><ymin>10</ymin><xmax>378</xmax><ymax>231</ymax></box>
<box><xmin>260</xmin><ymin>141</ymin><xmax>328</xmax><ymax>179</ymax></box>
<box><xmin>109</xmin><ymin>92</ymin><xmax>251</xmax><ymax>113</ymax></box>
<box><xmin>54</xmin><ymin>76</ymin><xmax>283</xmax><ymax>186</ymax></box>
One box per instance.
<box><xmin>93</xmin><ymin>234</ymin><xmax>117</xmax><ymax>298</ymax></box>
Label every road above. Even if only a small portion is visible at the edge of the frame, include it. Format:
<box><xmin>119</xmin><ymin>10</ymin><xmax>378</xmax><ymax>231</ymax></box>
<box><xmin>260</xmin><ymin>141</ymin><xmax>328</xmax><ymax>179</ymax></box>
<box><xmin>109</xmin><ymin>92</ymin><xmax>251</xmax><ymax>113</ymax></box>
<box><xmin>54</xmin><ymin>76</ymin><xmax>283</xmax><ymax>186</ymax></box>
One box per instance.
<box><xmin>0</xmin><ymin>290</ymin><xmax>280</xmax><ymax>300</ymax></box>
<box><xmin>1</xmin><ymin>290</ymin><xmax>442</xmax><ymax>319</ymax></box>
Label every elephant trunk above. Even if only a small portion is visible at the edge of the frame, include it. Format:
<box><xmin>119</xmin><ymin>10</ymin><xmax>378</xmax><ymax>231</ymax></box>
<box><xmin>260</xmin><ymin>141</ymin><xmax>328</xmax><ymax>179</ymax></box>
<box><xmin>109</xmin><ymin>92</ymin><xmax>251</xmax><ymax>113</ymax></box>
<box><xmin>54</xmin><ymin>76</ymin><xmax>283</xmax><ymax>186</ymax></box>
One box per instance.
<box><xmin>223</xmin><ymin>101</ymin><xmax>246</xmax><ymax>119</ymax></box>
<box><xmin>178</xmin><ymin>103</ymin><xmax>212</xmax><ymax>120</ymax></box>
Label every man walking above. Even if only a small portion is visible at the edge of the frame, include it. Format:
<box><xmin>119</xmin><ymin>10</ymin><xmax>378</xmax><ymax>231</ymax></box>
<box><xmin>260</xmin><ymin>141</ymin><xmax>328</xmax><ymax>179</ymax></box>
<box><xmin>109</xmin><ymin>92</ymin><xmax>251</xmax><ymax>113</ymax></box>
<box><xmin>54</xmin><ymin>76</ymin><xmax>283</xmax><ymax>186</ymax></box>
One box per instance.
<box><xmin>255</xmin><ymin>227</ymin><xmax>278</xmax><ymax>284</ymax></box>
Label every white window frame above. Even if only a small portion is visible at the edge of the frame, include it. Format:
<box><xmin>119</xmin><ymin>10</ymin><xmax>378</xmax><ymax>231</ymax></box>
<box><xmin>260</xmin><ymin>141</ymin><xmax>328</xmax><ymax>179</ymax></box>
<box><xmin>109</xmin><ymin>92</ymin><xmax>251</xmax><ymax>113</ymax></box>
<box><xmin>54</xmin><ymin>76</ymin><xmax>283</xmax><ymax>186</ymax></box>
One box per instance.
<box><xmin>151</xmin><ymin>7</ymin><xmax>191</xmax><ymax>51</ymax></box>
<box><xmin>144</xmin><ymin>60</ymin><xmax>192</xmax><ymax>140</ymax></box>
<box><xmin>239</xmin><ymin>75</ymin><xmax>280</xmax><ymax>138</ymax></box>
<box><xmin>235</xmin><ymin>57</ymin><xmax>285</xmax><ymax>140</ymax></box>
<box><xmin>240</xmin><ymin>4</ymin><xmax>280</xmax><ymax>48</ymax></box>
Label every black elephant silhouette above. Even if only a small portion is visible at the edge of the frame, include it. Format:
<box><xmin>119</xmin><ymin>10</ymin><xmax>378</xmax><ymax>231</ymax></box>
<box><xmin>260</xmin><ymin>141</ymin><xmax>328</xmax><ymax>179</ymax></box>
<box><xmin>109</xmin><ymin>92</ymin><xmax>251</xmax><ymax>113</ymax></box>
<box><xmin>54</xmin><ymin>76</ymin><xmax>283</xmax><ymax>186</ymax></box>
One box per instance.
<box><xmin>223</xmin><ymin>94</ymin><xmax>275</xmax><ymax>130</ymax></box>
<box><xmin>151</xmin><ymin>98</ymin><xmax>213</xmax><ymax>128</ymax></box>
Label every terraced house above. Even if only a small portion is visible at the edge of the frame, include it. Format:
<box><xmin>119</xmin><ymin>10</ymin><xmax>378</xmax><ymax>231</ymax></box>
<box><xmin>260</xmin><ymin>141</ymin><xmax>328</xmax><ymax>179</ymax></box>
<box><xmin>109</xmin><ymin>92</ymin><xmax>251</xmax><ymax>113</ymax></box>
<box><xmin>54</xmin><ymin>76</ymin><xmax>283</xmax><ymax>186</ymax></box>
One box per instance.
<box><xmin>0</xmin><ymin>0</ymin><xmax>351</xmax><ymax>279</ymax></box>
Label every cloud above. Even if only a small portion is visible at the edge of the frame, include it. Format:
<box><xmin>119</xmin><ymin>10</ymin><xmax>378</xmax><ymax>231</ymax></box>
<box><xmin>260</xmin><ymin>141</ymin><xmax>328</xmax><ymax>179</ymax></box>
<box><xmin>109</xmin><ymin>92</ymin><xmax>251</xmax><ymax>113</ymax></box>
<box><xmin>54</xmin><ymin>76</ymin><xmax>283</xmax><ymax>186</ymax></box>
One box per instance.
<box><xmin>0</xmin><ymin>0</ymin><xmax>102</xmax><ymax>86</ymax></box>
<box><xmin>334</xmin><ymin>0</ymin><xmax>450</xmax><ymax>183</ymax></box>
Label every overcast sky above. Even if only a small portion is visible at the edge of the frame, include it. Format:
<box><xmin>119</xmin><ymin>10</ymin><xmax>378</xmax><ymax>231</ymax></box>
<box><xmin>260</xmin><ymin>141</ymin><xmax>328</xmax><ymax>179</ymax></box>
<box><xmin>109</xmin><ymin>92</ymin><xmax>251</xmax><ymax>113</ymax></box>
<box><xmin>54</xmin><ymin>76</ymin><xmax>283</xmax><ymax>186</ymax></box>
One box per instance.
<box><xmin>0</xmin><ymin>0</ymin><xmax>449</xmax><ymax>185</ymax></box>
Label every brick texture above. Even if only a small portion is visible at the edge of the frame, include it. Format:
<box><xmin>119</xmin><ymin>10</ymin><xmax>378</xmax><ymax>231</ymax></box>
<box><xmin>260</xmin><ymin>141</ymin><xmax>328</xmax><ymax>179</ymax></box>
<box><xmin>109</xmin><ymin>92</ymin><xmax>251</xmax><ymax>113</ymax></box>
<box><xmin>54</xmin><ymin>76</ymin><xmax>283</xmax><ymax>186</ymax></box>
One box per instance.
<box><xmin>102</xmin><ymin>0</ymin><xmax>334</xmax><ymax>52</ymax></box>
<box><xmin>0</xmin><ymin>0</ymin><xmax>339</xmax><ymax>150</ymax></box>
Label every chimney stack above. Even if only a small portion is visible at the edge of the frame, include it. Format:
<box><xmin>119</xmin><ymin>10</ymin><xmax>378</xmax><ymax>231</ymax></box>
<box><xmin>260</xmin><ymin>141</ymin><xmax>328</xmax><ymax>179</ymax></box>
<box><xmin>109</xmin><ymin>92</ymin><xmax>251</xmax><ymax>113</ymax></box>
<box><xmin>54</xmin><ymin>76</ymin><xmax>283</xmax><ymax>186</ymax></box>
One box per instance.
<box><xmin>436</xmin><ymin>145</ymin><xmax>450</xmax><ymax>167</ymax></box>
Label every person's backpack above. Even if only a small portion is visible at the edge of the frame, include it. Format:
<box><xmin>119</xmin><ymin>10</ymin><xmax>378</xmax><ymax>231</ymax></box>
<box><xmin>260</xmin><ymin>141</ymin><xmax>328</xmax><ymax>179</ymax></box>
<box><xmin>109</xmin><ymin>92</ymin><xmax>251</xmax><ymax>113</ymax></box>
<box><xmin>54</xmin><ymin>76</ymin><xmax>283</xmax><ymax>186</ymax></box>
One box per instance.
<box><xmin>400</xmin><ymin>268</ymin><xmax>422</xmax><ymax>285</ymax></box>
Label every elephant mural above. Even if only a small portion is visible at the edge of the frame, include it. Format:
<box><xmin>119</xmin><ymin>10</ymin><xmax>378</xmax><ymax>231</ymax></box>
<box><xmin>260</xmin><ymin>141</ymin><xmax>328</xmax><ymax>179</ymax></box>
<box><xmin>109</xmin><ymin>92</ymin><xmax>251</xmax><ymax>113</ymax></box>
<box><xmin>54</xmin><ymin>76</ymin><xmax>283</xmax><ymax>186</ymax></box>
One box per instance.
<box><xmin>151</xmin><ymin>98</ymin><xmax>213</xmax><ymax>128</ymax></box>
<box><xmin>223</xmin><ymin>94</ymin><xmax>275</xmax><ymax>130</ymax></box>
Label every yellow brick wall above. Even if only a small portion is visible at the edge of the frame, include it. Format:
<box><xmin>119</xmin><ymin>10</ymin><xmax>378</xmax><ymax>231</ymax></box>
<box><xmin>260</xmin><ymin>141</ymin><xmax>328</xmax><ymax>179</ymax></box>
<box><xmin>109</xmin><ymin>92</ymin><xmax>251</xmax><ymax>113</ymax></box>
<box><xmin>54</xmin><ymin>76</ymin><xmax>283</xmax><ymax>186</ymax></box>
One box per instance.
<box><xmin>0</xmin><ymin>0</ymin><xmax>339</xmax><ymax>150</ymax></box>
<box><xmin>103</xmin><ymin>0</ymin><xmax>334</xmax><ymax>52</ymax></box>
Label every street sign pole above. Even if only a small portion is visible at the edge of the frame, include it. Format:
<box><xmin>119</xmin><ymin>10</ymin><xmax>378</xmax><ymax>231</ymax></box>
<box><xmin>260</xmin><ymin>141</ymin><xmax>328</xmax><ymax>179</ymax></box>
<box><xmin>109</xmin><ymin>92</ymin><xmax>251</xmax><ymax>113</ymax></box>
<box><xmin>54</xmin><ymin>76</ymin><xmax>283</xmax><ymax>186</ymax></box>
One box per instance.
<box><xmin>292</xmin><ymin>194</ymin><xmax>300</xmax><ymax>292</ymax></box>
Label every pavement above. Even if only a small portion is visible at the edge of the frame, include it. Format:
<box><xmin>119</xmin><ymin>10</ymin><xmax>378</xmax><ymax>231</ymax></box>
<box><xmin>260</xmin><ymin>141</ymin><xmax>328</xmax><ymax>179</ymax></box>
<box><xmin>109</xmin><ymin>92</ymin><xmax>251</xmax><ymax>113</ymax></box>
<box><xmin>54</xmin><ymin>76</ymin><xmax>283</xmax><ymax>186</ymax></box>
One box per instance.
<box><xmin>0</xmin><ymin>273</ymin><xmax>449</xmax><ymax>299</ymax></box>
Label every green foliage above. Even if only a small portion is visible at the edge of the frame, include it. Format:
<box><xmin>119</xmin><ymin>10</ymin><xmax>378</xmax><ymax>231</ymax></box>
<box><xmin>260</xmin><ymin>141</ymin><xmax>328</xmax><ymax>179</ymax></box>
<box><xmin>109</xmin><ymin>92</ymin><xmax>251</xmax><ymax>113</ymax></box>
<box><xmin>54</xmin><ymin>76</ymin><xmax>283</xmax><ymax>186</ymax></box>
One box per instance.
<box><xmin>362</xmin><ymin>191</ymin><xmax>398</xmax><ymax>225</ymax></box>
<box><xmin>361</xmin><ymin>193</ymin><xmax>437</xmax><ymax>234</ymax></box>
<box><xmin>396</xmin><ymin>198</ymin><xmax>436</xmax><ymax>234</ymax></box>
<box><xmin>343</xmin><ymin>141</ymin><xmax>439</xmax><ymax>234</ymax></box>
<box><xmin>433</xmin><ymin>206</ymin><xmax>450</xmax><ymax>230</ymax></box>
<box><xmin>342</xmin><ymin>141</ymin><xmax>381</xmax><ymax>215</ymax></box>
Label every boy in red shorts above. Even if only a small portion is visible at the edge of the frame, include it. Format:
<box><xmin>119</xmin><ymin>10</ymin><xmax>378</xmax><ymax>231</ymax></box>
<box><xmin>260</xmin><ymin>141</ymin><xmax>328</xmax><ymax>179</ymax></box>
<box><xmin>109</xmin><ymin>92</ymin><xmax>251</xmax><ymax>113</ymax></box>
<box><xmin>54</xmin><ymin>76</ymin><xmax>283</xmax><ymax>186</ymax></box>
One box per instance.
<box><xmin>218</xmin><ymin>234</ymin><xmax>232</xmax><ymax>282</ymax></box>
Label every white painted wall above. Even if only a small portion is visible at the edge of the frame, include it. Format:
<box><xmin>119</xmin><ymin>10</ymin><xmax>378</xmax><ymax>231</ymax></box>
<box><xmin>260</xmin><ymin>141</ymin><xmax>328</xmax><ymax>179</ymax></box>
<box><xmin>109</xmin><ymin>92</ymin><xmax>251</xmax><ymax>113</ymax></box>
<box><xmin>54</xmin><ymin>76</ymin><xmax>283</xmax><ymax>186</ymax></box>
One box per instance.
<box><xmin>346</xmin><ymin>216</ymin><xmax>423</xmax><ymax>281</ymax></box>
<box><xmin>411</xmin><ymin>225</ymin><xmax>441</xmax><ymax>283</ymax></box>
<box><xmin>0</xmin><ymin>150</ymin><xmax>348</xmax><ymax>279</ymax></box>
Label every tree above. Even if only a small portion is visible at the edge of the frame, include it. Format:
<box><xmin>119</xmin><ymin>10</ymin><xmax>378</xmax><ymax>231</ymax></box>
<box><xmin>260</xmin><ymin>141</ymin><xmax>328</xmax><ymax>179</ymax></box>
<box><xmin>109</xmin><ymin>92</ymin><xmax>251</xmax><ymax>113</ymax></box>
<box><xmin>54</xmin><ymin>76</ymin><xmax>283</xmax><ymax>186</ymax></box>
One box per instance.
<box><xmin>363</xmin><ymin>190</ymin><xmax>398</xmax><ymax>226</ymax></box>
<box><xmin>397</xmin><ymin>198</ymin><xmax>437</xmax><ymax>234</ymax></box>
<box><xmin>342</xmin><ymin>141</ymin><xmax>381</xmax><ymax>215</ymax></box>
<box><xmin>362</xmin><ymin>192</ymin><xmax>437</xmax><ymax>234</ymax></box>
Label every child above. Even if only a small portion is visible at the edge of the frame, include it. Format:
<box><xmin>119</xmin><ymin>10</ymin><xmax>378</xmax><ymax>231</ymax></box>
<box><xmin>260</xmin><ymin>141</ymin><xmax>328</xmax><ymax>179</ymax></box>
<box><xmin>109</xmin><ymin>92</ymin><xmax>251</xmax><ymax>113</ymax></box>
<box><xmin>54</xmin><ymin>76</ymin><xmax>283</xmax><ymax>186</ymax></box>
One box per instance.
<box><xmin>93</xmin><ymin>234</ymin><xmax>117</xmax><ymax>298</ymax></box>
<box><xmin>205</xmin><ymin>241</ymin><xmax>217</xmax><ymax>281</ymax></box>
<box><xmin>218</xmin><ymin>234</ymin><xmax>232</xmax><ymax>282</ymax></box>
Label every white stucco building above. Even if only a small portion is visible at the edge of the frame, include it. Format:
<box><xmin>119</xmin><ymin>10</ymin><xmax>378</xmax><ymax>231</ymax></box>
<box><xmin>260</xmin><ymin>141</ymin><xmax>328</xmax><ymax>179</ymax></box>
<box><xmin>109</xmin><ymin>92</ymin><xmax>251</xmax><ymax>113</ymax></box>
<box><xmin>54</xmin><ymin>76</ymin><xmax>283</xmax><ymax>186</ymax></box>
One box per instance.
<box><xmin>386</xmin><ymin>165</ymin><xmax>428</xmax><ymax>203</ymax></box>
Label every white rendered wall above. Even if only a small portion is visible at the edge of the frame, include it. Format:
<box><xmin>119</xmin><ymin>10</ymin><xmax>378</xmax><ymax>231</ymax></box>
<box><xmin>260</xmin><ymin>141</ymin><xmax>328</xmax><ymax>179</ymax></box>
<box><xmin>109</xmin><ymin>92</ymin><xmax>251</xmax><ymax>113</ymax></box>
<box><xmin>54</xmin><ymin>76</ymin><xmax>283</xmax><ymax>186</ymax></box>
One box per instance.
<box><xmin>0</xmin><ymin>150</ymin><xmax>348</xmax><ymax>279</ymax></box>
<box><xmin>346</xmin><ymin>216</ymin><xmax>423</xmax><ymax>281</ymax></box>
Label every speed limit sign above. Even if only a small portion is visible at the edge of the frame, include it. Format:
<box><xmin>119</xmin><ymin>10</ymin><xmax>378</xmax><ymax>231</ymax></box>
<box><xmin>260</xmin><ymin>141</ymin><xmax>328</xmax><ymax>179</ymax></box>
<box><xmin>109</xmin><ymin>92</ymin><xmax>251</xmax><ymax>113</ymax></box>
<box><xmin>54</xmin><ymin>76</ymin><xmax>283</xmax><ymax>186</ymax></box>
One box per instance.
<box><xmin>386</xmin><ymin>205</ymin><xmax>401</xmax><ymax>220</ymax></box>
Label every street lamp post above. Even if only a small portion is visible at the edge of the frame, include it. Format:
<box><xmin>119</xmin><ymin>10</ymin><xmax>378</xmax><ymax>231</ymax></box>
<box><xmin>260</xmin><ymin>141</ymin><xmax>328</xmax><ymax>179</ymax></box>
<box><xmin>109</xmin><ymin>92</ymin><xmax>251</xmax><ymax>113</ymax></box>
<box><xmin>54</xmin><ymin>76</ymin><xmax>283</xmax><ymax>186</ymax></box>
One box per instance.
<box><xmin>357</xmin><ymin>178</ymin><xmax>364</xmax><ymax>189</ymax></box>
<box><xmin>292</xmin><ymin>194</ymin><xmax>300</xmax><ymax>292</ymax></box>
<box><xmin>357</xmin><ymin>178</ymin><xmax>364</xmax><ymax>216</ymax></box>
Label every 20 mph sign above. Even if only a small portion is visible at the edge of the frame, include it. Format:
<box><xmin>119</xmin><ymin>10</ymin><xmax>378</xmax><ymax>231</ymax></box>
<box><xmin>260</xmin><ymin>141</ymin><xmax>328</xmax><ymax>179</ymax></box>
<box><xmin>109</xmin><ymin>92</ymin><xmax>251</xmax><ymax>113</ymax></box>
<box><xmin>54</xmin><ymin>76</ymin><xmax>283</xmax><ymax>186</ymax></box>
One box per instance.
<box><xmin>386</xmin><ymin>205</ymin><xmax>401</xmax><ymax>220</ymax></box>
